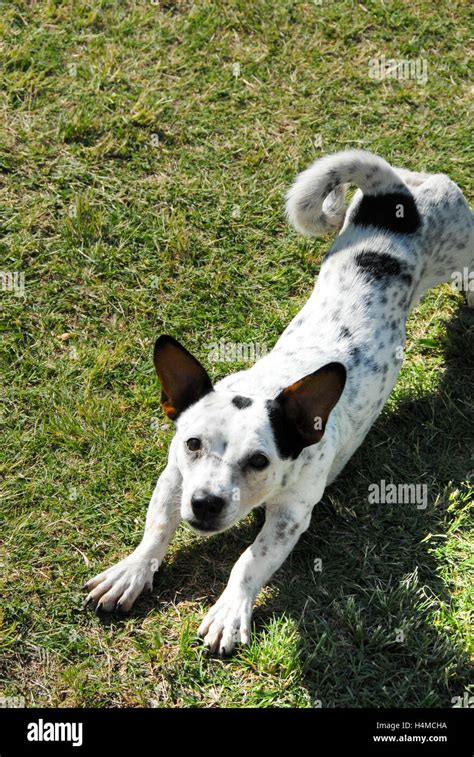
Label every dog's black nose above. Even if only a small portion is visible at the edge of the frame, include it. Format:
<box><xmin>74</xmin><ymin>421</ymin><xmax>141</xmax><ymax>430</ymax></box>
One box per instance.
<box><xmin>191</xmin><ymin>493</ymin><xmax>225</xmax><ymax>521</ymax></box>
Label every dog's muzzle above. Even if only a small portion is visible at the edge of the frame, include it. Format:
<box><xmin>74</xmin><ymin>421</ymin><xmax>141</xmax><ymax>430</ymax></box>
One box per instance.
<box><xmin>189</xmin><ymin>492</ymin><xmax>225</xmax><ymax>533</ymax></box>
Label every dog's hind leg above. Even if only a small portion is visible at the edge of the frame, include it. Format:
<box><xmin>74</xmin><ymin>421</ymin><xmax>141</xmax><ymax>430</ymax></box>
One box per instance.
<box><xmin>409</xmin><ymin>175</ymin><xmax>474</xmax><ymax>308</ymax></box>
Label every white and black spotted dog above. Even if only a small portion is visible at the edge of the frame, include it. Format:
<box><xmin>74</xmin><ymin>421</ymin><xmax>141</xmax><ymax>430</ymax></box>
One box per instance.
<box><xmin>84</xmin><ymin>150</ymin><xmax>473</xmax><ymax>655</ymax></box>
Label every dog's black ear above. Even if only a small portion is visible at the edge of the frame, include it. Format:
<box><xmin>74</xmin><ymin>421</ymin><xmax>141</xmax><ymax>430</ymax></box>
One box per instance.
<box><xmin>275</xmin><ymin>362</ymin><xmax>346</xmax><ymax>450</ymax></box>
<box><xmin>153</xmin><ymin>335</ymin><xmax>213</xmax><ymax>421</ymax></box>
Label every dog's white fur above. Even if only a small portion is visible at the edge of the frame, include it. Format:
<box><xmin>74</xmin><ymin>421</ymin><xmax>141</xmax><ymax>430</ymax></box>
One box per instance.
<box><xmin>84</xmin><ymin>150</ymin><xmax>473</xmax><ymax>656</ymax></box>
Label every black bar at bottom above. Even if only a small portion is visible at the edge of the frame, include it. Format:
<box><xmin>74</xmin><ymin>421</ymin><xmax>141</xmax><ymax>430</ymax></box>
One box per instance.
<box><xmin>0</xmin><ymin>707</ymin><xmax>472</xmax><ymax>755</ymax></box>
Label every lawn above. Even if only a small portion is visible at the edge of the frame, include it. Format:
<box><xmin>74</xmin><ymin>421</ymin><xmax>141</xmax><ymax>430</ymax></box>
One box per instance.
<box><xmin>0</xmin><ymin>0</ymin><xmax>472</xmax><ymax>708</ymax></box>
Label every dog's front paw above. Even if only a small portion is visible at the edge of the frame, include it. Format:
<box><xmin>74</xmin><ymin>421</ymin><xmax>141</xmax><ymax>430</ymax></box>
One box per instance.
<box><xmin>198</xmin><ymin>590</ymin><xmax>253</xmax><ymax>656</ymax></box>
<box><xmin>83</xmin><ymin>555</ymin><xmax>154</xmax><ymax>613</ymax></box>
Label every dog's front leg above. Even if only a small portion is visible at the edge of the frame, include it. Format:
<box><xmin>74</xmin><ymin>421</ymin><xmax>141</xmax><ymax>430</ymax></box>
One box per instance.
<box><xmin>84</xmin><ymin>451</ymin><xmax>181</xmax><ymax>612</ymax></box>
<box><xmin>198</xmin><ymin>500</ymin><xmax>313</xmax><ymax>656</ymax></box>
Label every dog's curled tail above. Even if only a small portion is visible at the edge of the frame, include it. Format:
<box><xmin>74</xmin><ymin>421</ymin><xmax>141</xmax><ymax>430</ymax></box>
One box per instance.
<box><xmin>285</xmin><ymin>149</ymin><xmax>410</xmax><ymax>237</ymax></box>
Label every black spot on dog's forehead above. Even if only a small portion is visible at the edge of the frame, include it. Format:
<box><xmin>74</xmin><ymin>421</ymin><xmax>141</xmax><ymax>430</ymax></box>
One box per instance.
<box><xmin>232</xmin><ymin>395</ymin><xmax>253</xmax><ymax>409</ymax></box>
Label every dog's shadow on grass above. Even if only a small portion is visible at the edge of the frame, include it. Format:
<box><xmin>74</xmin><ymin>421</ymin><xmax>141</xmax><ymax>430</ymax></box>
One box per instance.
<box><xmin>103</xmin><ymin>306</ymin><xmax>473</xmax><ymax>707</ymax></box>
<box><xmin>277</xmin><ymin>305</ymin><xmax>473</xmax><ymax>707</ymax></box>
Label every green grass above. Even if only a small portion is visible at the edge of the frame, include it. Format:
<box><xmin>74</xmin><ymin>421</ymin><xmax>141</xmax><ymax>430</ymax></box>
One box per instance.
<box><xmin>1</xmin><ymin>0</ymin><xmax>473</xmax><ymax>708</ymax></box>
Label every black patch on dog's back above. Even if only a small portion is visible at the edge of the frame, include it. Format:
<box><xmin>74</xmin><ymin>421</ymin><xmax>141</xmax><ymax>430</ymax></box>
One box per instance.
<box><xmin>266</xmin><ymin>399</ymin><xmax>303</xmax><ymax>459</ymax></box>
<box><xmin>353</xmin><ymin>192</ymin><xmax>421</xmax><ymax>233</ymax></box>
<box><xmin>232</xmin><ymin>395</ymin><xmax>253</xmax><ymax>409</ymax></box>
<box><xmin>355</xmin><ymin>251</ymin><xmax>413</xmax><ymax>286</ymax></box>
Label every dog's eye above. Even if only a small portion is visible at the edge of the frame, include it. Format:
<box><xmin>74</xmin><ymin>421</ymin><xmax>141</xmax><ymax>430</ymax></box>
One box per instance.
<box><xmin>246</xmin><ymin>453</ymin><xmax>269</xmax><ymax>470</ymax></box>
<box><xmin>186</xmin><ymin>438</ymin><xmax>201</xmax><ymax>451</ymax></box>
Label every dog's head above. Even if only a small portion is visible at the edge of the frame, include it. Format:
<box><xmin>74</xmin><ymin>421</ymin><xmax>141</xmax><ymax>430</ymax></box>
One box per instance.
<box><xmin>154</xmin><ymin>336</ymin><xmax>346</xmax><ymax>535</ymax></box>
